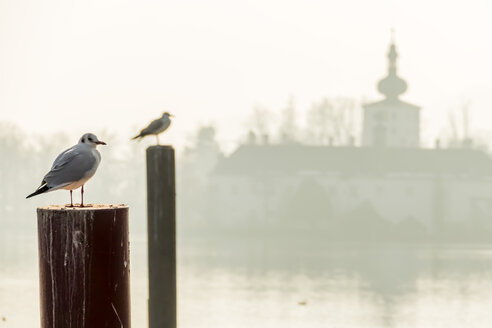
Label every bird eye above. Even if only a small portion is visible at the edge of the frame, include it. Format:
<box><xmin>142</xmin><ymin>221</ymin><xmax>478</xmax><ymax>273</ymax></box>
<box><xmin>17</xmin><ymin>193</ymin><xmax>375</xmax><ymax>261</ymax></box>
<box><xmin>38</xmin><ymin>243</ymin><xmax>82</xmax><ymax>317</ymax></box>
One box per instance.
<box><xmin>88</xmin><ymin>137</ymin><xmax>93</xmax><ymax>142</ymax></box>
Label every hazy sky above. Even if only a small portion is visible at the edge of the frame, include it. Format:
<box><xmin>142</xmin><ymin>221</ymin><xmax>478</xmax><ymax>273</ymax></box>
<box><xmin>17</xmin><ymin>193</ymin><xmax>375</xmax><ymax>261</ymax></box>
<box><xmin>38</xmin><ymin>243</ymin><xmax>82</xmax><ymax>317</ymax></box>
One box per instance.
<box><xmin>1</xmin><ymin>0</ymin><xmax>491</xmax><ymax>151</ymax></box>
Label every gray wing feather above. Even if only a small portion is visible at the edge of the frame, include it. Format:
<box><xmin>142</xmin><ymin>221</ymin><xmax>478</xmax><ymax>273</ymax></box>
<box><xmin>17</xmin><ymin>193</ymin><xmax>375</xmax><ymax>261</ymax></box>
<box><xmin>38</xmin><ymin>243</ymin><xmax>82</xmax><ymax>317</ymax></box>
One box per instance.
<box><xmin>140</xmin><ymin>118</ymin><xmax>165</xmax><ymax>136</ymax></box>
<box><xmin>50</xmin><ymin>146</ymin><xmax>77</xmax><ymax>171</ymax></box>
<box><xmin>43</xmin><ymin>146</ymin><xmax>98</xmax><ymax>189</ymax></box>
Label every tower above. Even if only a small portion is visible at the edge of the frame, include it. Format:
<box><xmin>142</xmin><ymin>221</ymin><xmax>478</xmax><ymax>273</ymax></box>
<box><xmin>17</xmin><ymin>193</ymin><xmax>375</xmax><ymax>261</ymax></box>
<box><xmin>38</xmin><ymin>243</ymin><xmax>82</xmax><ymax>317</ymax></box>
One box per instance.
<box><xmin>362</xmin><ymin>41</ymin><xmax>420</xmax><ymax>148</ymax></box>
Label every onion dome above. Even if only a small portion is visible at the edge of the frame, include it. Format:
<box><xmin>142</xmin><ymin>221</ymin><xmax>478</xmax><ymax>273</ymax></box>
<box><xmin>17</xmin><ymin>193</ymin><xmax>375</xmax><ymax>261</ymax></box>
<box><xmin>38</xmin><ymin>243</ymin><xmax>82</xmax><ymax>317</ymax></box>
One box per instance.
<box><xmin>377</xmin><ymin>42</ymin><xmax>407</xmax><ymax>99</ymax></box>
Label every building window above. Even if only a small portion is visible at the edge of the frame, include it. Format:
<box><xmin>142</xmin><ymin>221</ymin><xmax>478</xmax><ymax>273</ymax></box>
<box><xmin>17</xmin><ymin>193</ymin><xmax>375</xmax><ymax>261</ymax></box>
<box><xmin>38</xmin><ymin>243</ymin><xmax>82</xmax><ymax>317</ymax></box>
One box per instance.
<box><xmin>250</xmin><ymin>183</ymin><xmax>260</xmax><ymax>192</ymax></box>
<box><xmin>374</xmin><ymin>111</ymin><xmax>386</xmax><ymax>122</ymax></box>
<box><xmin>374</xmin><ymin>126</ymin><xmax>387</xmax><ymax>146</ymax></box>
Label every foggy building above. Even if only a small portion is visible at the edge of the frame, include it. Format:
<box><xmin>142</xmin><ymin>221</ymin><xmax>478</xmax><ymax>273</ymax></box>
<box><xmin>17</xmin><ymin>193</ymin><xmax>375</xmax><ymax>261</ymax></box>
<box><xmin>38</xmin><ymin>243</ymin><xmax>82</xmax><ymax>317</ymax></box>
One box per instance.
<box><xmin>207</xmin><ymin>41</ymin><xmax>492</xmax><ymax>234</ymax></box>
<box><xmin>362</xmin><ymin>42</ymin><xmax>420</xmax><ymax>148</ymax></box>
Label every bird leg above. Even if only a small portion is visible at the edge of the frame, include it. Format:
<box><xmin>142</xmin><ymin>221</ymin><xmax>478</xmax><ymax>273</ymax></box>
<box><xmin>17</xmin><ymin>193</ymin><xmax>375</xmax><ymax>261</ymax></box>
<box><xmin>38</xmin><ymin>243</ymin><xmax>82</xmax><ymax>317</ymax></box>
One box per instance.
<box><xmin>80</xmin><ymin>185</ymin><xmax>84</xmax><ymax>207</ymax></box>
<box><xmin>156</xmin><ymin>134</ymin><xmax>160</xmax><ymax>145</ymax></box>
<box><xmin>68</xmin><ymin>190</ymin><xmax>74</xmax><ymax>207</ymax></box>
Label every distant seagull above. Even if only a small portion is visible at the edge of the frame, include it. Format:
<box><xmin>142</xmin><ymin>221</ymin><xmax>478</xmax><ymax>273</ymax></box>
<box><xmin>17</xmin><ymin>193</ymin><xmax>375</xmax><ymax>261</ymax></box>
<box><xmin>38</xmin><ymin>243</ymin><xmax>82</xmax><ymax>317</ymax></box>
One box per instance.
<box><xmin>131</xmin><ymin>112</ymin><xmax>173</xmax><ymax>144</ymax></box>
<box><xmin>26</xmin><ymin>133</ymin><xmax>106</xmax><ymax>207</ymax></box>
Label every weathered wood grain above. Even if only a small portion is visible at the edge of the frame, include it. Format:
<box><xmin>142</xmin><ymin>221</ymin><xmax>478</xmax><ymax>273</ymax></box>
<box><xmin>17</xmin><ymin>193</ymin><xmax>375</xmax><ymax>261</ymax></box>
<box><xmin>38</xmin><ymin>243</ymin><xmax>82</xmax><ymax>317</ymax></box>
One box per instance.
<box><xmin>37</xmin><ymin>205</ymin><xmax>130</xmax><ymax>328</ymax></box>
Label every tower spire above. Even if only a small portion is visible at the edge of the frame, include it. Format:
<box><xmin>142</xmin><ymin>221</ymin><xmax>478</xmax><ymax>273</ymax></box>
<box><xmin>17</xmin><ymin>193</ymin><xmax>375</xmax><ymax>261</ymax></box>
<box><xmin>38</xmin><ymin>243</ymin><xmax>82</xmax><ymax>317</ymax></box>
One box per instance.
<box><xmin>377</xmin><ymin>34</ymin><xmax>407</xmax><ymax>100</ymax></box>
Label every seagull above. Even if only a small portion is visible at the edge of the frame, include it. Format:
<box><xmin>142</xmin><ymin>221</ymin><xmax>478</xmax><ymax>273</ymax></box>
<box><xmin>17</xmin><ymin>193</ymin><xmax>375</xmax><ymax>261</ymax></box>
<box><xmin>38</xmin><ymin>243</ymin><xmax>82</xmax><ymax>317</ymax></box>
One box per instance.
<box><xmin>131</xmin><ymin>112</ymin><xmax>173</xmax><ymax>144</ymax></box>
<box><xmin>26</xmin><ymin>133</ymin><xmax>106</xmax><ymax>207</ymax></box>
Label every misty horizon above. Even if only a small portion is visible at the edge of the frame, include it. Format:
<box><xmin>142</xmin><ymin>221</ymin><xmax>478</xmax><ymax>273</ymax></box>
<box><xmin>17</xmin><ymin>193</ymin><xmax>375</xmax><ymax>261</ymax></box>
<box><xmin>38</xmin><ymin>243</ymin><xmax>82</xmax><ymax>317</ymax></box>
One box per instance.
<box><xmin>2</xmin><ymin>1</ymin><xmax>492</xmax><ymax>327</ymax></box>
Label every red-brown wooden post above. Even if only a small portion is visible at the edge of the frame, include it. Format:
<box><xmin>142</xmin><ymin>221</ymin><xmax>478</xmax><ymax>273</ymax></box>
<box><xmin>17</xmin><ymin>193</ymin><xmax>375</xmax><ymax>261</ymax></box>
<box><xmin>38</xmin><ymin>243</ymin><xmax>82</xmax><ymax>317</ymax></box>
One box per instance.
<box><xmin>37</xmin><ymin>205</ymin><xmax>130</xmax><ymax>328</ymax></box>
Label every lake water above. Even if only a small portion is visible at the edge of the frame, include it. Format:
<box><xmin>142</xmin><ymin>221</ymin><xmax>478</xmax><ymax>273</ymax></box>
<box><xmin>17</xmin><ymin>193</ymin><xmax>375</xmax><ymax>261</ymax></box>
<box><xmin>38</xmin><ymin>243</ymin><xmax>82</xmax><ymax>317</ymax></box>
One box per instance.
<box><xmin>2</xmin><ymin>233</ymin><xmax>492</xmax><ymax>328</ymax></box>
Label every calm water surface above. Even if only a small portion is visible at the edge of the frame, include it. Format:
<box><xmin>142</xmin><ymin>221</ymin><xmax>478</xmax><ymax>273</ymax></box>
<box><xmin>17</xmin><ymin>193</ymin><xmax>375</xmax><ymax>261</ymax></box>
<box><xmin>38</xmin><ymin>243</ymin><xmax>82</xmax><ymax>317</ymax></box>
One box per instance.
<box><xmin>1</xmin><ymin>233</ymin><xmax>492</xmax><ymax>328</ymax></box>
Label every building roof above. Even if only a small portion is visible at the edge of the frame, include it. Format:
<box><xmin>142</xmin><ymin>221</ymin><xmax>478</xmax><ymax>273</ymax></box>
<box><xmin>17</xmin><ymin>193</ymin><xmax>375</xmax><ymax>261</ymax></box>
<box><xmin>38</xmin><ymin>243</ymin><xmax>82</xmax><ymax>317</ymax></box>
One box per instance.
<box><xmin>214</xmin><ymin>144</ymin><xmax>492</xmax><ymax>177</ymax></box>
<box><xmin>363</xmin><ymin>97</ymin><xmax>420</xmax><ymax>110</ymax></box>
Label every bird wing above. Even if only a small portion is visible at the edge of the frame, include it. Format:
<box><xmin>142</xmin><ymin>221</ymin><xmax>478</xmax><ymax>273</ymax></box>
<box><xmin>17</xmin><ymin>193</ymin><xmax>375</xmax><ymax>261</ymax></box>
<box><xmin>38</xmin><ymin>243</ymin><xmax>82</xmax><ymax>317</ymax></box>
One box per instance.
<box><xmin>50</xmin><ymin>145</ymin><xmax>77</xmax><ymax>171</ymax></box>
<box><xmin>43</xmin><ymin>146</ymin><xmax>98</xmax><ymax>189</ymax></box>
<box><xmin>140</xmin><ymin>118</ymin><xmax>164</xmax><ymax>136</ymax></box>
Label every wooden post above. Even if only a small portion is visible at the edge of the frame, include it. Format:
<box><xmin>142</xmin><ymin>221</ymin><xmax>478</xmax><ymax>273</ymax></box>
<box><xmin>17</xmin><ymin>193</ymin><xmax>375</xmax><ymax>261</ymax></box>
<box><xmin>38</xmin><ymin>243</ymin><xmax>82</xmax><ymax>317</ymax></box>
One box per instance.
<box><xmin>146</xmin><ymin>145</ymin><xmax>176</xmax><ymax>328</ymax></box>
<box><xmin>37</xmin><ymin>205</ymin><xmax>130</xmax><ymax>328</ymax></box>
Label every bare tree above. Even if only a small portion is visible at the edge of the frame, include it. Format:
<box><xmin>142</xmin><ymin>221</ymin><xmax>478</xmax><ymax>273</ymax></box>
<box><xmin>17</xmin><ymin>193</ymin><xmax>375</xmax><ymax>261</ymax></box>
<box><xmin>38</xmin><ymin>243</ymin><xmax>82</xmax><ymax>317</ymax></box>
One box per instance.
<box><xmin>178</xmin><ymin>125</ymin><xmax>224</xmax><ymax>227</ymax></box>
<box><xmin>444</xmin><ymin>100</ymin><xmax>475</xmax><ymax>149</ymax></box>
<box><xmin>279</xmin><ymin>95</ymin><xmax>298</xmax><ymax>143</ymax></box>
<box><xmin>246</xmin><ymin>104</ymin><xmax>275</xmax><ymax>141</ymax></box>
<box><xmin>305</xmin><ymin>97</ymin><xmax>357</xmax><ymax>145</ymax></box>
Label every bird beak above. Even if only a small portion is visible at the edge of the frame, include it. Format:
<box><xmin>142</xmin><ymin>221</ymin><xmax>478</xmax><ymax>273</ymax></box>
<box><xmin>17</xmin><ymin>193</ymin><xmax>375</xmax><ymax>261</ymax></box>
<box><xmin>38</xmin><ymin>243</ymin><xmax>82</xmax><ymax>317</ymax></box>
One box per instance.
<box><xmin>96</xmin><ymin>141</ymin><xmax>107</xmax><ymax>145</ymax></box>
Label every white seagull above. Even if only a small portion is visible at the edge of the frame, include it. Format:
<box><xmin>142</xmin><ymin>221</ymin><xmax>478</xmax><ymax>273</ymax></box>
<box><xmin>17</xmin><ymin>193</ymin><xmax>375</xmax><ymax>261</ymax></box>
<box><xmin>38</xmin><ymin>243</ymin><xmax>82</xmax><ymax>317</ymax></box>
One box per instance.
<box><xmin>26</xmin><ymin>133</ymin><xmax>106</xmax><ymax>207</ymax></box>
<box><xmin>131</xmin><ymin>112</ymin><xmax>173</xmax><ymax>144</ymax></box>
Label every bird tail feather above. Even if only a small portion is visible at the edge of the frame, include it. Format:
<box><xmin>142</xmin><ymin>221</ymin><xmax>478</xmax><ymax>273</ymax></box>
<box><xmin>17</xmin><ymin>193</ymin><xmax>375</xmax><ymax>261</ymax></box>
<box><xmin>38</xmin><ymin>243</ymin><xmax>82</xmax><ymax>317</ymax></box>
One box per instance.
<box><xmin>26</xmin><ymin>184</ymin><xmax>50</xmax><ymax>199</ymax></box>
<box><xmin>131</xmin><ymin>134</ymin><xmax>141</xmax><ymax>140</ymax></box>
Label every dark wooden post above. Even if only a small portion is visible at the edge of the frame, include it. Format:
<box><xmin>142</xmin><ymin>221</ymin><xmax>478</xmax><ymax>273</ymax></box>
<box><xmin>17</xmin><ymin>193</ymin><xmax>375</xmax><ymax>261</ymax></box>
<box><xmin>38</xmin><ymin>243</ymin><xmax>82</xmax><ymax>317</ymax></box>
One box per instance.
<box><xmin>37</xmin><ymin>205</ymin><xmax>130</xmax><ymax>328</ymax></box>
<box><xmin>146</xmin><ymin>145</ymin><xmax>176</xmax><ymax>328</ymax></box>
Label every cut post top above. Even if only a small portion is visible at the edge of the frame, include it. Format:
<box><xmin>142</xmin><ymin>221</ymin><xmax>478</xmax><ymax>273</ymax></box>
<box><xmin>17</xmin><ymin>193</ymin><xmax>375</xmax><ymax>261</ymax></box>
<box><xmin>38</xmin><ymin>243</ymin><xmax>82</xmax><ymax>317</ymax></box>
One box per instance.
<box><xmin>37</xmin><ymin>204</ymin><xmax>128</xmax><ymax>211</ymax></box>
<box><xmin>147</xmin><ymin>145</ymin><xmax>174</xmax><ymax>150</ymax></box>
